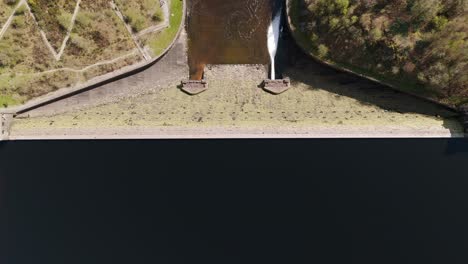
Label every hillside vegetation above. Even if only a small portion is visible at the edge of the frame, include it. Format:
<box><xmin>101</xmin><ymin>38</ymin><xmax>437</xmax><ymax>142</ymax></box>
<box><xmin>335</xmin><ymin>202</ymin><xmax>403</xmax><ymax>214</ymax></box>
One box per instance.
<box><xmin>115</xmin><ymin>0</ymin><xmax>163</xmax><ymax>32</ymax></box>
<box><xmin>0</xmin><ymin>0</ymin><xmax>139</xmax><ymax>107</ymax></box>
<box><xmin>289</xmin><ymin>0</ymin><xmax>467</xmax><ymax>107</ymax></box>
<box><xmin>141</xmin><ymin>0</ymin><xmax>183</xmax><ymax>57</ymax></box>
<box><xmin>0</xmin><ymin>0</ymin><xmax>183</xmax><ymax>107</ymax></box>
<box><xmin>0</xmin><ymin>0</ymin><xmax>15</xmax><ymax>28</ymax></box>
<box><xmin>27</xmin><ymin>0</ymin><xmax>76</xmax><ymax>50</ymax></box>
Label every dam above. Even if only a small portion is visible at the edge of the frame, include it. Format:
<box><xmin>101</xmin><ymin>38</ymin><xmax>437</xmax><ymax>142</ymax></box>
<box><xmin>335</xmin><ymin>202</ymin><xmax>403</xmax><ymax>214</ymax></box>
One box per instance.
<box><xmin>1</xmin><ymin>0</ymin><xmax>464</xmax><ymax>139</ymax></box>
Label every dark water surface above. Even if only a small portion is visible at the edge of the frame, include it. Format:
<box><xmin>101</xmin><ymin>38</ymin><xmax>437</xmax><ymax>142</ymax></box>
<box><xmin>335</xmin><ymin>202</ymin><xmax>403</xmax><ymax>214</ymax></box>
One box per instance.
<box><xmin>3</xmin><ymin>140</ymin><xmax>468</xmax><ymax>263</ymax></box>
<box><xmin>187</xmin><ymin>0</ymin><xmax>276</xmax><ymax>79</ymax></box>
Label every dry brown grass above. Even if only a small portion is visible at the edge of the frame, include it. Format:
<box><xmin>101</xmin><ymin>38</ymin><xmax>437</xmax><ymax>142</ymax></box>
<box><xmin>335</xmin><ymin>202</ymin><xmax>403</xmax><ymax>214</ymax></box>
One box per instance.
<box><xmin>0</xmin><ymin>1</ymin><xmax>15</xmax><ymax>28</ymax></box>
<box><xmin>0</xmin><ymin>0</ymin><xmax>183</xmax><ymax>107</ymax></box>
<box><xmin>0</xmin><ymin>2</ymin><xmax>141</xmax><ymax>107</ymax></box>
<box><xmin>114</xmin><ymin>0</ymin><xmax>163</xmax><ymax>33</ymax></box>
<box><xmin>26</xmin><ymin>0</ymin><xmax>76</xmax><ymax>50</ymax></box>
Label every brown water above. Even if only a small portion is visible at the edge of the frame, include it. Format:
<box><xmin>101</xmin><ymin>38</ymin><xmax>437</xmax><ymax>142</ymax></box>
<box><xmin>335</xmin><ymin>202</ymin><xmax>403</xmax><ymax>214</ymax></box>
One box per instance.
<box><xmin>187</xmin><ymin>0</ymin><xmax>275</xmax><ymax>80</ymax></box>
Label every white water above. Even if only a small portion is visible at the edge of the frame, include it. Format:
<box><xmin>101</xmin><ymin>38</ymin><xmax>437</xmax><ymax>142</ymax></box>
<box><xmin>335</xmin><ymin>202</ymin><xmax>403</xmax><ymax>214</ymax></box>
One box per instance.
<box><xmin>267</xmin><ymin>8</ymin><xmax>282</xmax><ymax>80</ymax></box>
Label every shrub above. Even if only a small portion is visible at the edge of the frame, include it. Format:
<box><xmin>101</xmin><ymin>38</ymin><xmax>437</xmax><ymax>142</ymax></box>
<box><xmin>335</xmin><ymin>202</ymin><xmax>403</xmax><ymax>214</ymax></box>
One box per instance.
<box><xmin>124</xmin><ymin>8</ymin><xmax>146</xmax><ymax>32</ymax></box>
<box><xmin>317</xmin><ymin>44</ymin><xmax>329</xmax><ymax>58</ymax></box>
<box><xmin>15</xmin><ymin>4</ymin><xmax>27</xmax><ymax>15</ymax></box>
<box><xmin>152</xmin><ymin>8</ymin><xmax>163</xmax><ymax>22</ymax></box>
<box><xmin>369</xmin><ymin>28</ymin><xmax>382</xmax><ymax>41</ymax></box>
<box><xmin>0</xmin><ymin>53</ymin><xmax>10</xmax><ymax>68</ymax></box>
<box><xmin>57</xmin><ymin>12</ymin><xmax>72</xmax><ymax>30</ymax></box>
<box><xmin>410</xmin><ymin>0</ymin><xmax>443</xmax><ymax>29</ymax></box>
<box><xmin>75</xmin><ymin>12</ymin><xmax>92</xmax><ymax>27</ymax></box>
<box><xmin>70</xmin><ymin>33</ymin><xmax>96</xmax><ymax>51</ymax></box>
<box><xmin>4</xmin><ymin>0</ymin><xmax>18</xmax><ymax>6</ymax></box>
<box><xmin>291</xmin><ymin>0</ymin><xmax>468</xmax><ymax>105</ymax></box>
<box><xmin>11</xmin><ymin>16</ymin><xmax>25</xmax><ymax>28</ymax></box>
<box><xmin>390</xmin><ymin>19</ymin><xmax>410</xmax><ymax>35</ymax></box>
<box><xmin>431</xmin><ymin>16</ymin><xmax>448</xmax><ymax>31</ymax></box>
<box><xmin>26</xmin><ymin>0</ymin><xmax>37</xmax><ymax>13</ymax></box>
<box><xmin>360</xmin><ymin>13</ymin><xmax>372</xmax><ymax>31</ymax></box>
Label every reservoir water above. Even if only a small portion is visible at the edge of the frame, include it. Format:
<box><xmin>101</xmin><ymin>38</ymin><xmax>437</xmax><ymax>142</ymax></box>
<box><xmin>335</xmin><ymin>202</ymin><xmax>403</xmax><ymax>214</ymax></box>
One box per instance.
<box><xmin>187</xmin><ymin>0</ymin><xmax>281</xmax><ymax>80</ymax></box>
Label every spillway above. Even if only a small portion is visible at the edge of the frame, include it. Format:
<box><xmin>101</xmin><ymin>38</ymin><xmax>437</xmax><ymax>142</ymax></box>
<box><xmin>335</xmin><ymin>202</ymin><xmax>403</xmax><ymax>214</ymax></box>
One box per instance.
<box><xmin>267</xmin><ymin>6</ymin><xmax>282</xmax><ymax>80</ymax></box>
<box><xmin>187</xmin><ymin>0</ymin><xmax>281</xmax><ymax>80</ymax></box>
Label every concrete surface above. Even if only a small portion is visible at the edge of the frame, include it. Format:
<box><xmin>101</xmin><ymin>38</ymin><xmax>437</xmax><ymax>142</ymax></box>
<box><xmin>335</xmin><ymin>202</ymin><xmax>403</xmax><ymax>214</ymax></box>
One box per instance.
<box><xmin>9</xmin><ymin>63</ymin><xmax>463</xmax><ymax>139</ymax></box>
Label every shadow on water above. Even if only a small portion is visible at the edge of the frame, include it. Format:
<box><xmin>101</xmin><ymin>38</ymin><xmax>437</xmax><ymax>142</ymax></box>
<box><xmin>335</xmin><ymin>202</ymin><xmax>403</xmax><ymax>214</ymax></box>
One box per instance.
<box><xmin>276</xmin><ymin>22</ymin><xmax>462</xmax><ymax>134</ymax></box>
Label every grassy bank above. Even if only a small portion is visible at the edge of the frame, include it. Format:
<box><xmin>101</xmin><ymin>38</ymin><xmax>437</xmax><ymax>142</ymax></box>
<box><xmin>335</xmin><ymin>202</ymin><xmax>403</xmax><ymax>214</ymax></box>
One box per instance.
<box><xmin>287</xmin><ymin>0</ymin><xmax>467</xmax><ymax>108</ymax></box>
<box><xmin>145</xmin><ymin>0</ymin><xmax>184</xmax><ymax>57</ymax></box>
<box><xmin>0</xmin><ymin>0</ymin><xmax>185</xmax><ymax>108</ymax></box>
<box><xmin>114</xmin><ymin>0</ymin><xmax>164</xmax><ymax>32</ymax></box>
<box><xmin>0</xmin><ymin>1</ymin><xmax>141</xmax><ymax>108</ymax></box>
<box><xmin>0</xmin><ymin>0</ymin><xmax>15</xmax><ymax>28</ymax></box>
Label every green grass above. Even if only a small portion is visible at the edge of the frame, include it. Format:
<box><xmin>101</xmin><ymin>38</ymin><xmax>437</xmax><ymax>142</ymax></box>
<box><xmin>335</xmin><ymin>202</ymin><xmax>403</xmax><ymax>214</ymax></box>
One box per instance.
<box><xmin>0</xmin><ymin>0</ymin><xmax>183</xmax><ymax>107</ymax></box>
<box><xmin>0</xmin><ymin>1</ymin><xmax>15</xmax><ymax>28</ymax></box>
<box><xmin>147</xmin><ymin>0</ymin><xmax>183</xmax><ymax>57</ymax></box>
<box><xmin>0</xmin><ymin>1</ymin><xmax>142</xmax><ymax>107</ymax></box>
<box><xmin>115</xmin><ymin>0</ymin><xmax>162</xmax><ymax>32</ymax></box>
<box><xmin>26</xmin><ymin>0</ymin><xmax>76</xmax><ymax>50</ymax></box>
<box><xmin>0</xmin><ymin>95</ymin><xmax>20</xmax><ymax>108</ymax></box>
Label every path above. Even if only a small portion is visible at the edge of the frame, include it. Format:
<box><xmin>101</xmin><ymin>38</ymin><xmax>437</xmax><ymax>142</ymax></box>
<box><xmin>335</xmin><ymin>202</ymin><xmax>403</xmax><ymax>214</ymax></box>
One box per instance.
<box><xmin>1</xmin><ymin>0</ymin><xmax>169</xmax><ymax>79</ymax></box>
<box><xmin>0</xmin><ymin>49</ymin><xmax>139</xmax><ymax>77</ymax></box>
<box><xmin>110</xmin><ymin>0</ymin><xmax>152</xmax><ymax>61</ymax></box>
<box><xmin>56</xmin><ymin>0</ymin><xmax>82</xmax><ymax>60</ymax></box>
<box><xmin>0</xmin><ymin>0</ymin><xmax>26</xmax><ymax>40</ymax></box>
<box><xmin>136</xmin><ymin>0</ymin><xmax>170</xmax><ymax>37</ymax></box>
<box><xmin>22</xmin><ymin>0</ymin><xmax>82</xmax><ymax>61</ymax></box>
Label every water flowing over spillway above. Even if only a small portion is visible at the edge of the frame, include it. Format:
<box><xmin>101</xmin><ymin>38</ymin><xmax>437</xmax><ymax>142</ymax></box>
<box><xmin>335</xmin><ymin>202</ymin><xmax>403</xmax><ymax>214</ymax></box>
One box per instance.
<box><xmin>267</xmin><ymin>7</ymin><xmax>282</xmax><ymax>80</ymax></box>
<box><xmin>187</xmin><ymin>0</ymin><xmax>277</xmax><ymax>80</ymax></box>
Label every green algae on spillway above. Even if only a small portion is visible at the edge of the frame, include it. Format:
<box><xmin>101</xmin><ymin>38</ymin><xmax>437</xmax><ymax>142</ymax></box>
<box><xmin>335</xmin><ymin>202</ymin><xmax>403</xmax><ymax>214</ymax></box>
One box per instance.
<box><xmin>187</xmin><ymin>0</ymin><xmax>276</xmax><ymax>79</ymax></box>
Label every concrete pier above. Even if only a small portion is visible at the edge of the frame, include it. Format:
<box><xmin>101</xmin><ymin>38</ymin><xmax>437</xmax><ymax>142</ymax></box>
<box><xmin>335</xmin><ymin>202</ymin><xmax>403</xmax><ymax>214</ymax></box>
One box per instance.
<box><xmin>263</xmin><ymin>78</ymin><xmax>290</xmax><ymax>94</ymax></box>
<box><xmin>181</xmin><ymin>79</ymin><xmax>208</xmax><ymax>95</ymax></box>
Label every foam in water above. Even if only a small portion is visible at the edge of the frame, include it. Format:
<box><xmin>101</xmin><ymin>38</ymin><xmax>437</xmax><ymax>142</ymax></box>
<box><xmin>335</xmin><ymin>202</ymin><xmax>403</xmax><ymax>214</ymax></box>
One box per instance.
<box><xmin>267</xmin><ymin>7</ymin><xmax>282</xmax><ymax>80</ymax></box>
